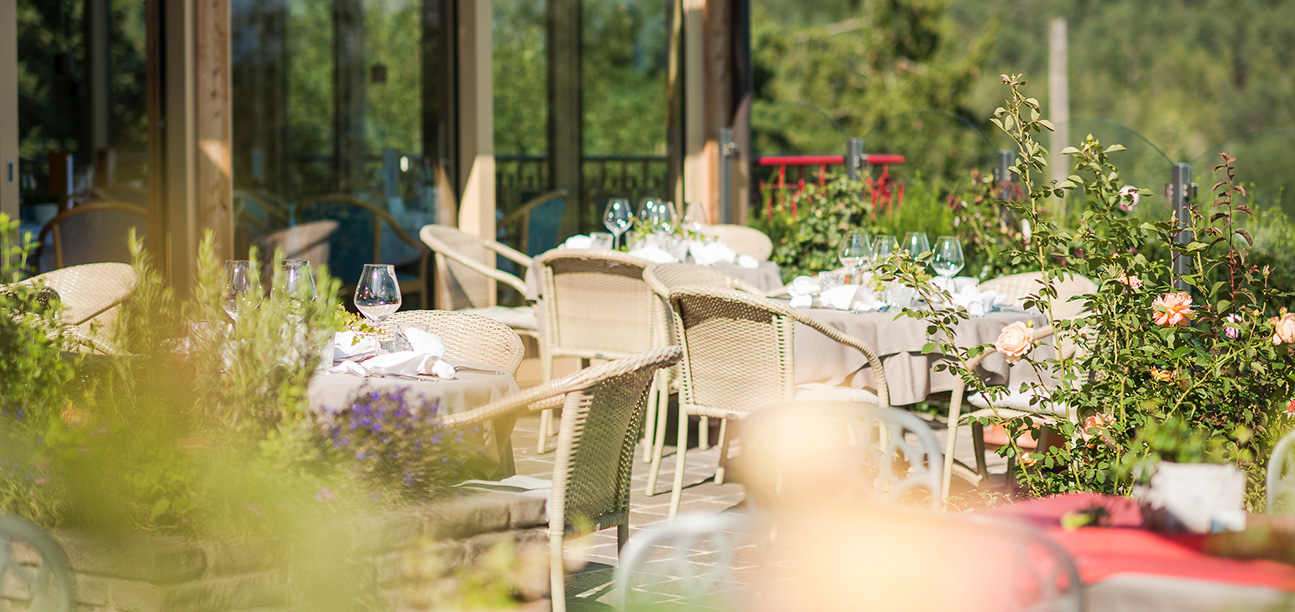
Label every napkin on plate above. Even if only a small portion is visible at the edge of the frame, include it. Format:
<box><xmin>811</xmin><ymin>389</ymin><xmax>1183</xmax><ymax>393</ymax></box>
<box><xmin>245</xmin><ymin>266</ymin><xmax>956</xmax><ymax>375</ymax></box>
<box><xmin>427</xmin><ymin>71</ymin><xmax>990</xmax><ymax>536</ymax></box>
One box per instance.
<box><xmin>736</xmin><ymin>254</ymin><xmax>760</xmax><ymax>269</ymax></box>
<box><xmin>333</xmin><ymin>330</ymin><xmax>379</xmax><ymax>361</ymax></box>
<box><xmin>331</xmin><ymin>328</ymin><xmax>456</xmax><ymax>379</ymax></box>
<box><xmin>627</xmin><ymin>244</ymin><xmax>678</xmax><ymax>264</ymax></box>
<box><xmin>785</xmin><ymin>275</ymin><xmax>821</xmax><ymax>309</ymax></box>
<box><xmin>820</xmin><ymin>285</ymin><xmax>883</xmax><ymax>312</ymax></box>
<box><xmin>689</xmin><ymin>240</ymin><xmax>737</xmax><ymax>266</ymax></box>
<box><xmin>934</xmin><ymin>280</ymin><xmax>1005</xmax><ymax>317</ymax></box>
<box><xmin>560</xmin><ymin>235</ymin><xmax>593</xmax><ymax>250</ymax></box>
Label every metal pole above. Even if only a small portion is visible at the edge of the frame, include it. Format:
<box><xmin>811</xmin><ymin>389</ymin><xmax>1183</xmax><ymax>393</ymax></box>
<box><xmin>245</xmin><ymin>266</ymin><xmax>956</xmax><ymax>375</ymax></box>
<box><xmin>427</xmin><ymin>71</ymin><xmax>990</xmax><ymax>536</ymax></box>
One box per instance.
<box><xmin>1170</xmin><ymin>162</ymin><xmax>1193</xmax><ymax>291</ymax></box>
<box><xmin>719</xmin><ymin>127</ymin><xmax>735</xmax><ymax>224</ymax></box>
<box><xmin>846</xmin><ymin>138</ymin><xmax>865</xmax><ymax>181</ymax></box>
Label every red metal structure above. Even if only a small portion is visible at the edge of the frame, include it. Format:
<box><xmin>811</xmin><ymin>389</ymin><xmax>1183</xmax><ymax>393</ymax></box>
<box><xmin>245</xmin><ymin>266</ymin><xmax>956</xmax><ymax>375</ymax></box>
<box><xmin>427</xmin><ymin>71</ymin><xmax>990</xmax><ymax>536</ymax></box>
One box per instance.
<box><xmin>755</xmin><ymin>154</ymin><xmax>906</xmax><ymax>219</ymax></box>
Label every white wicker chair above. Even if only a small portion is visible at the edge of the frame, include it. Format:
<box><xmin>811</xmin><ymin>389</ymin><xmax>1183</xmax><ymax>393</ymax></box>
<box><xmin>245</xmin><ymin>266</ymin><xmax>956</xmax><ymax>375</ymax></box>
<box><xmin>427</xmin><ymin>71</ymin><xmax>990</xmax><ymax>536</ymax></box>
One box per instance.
<box><xmin>16</xmin><ymin>262</ymin><xmax>138</xmax><ymax>354</ymax></box>
<box><xmin>1268</xmin><ymin>428</ymin><xmax>1295</xmax><ymax>513</ymax></box>
<box><xmin>978</xmin><ymin>271</ymin><xmax>1097</xmax><ymax>321</ymax></box>
<box><xmin>419</xmin><ymin>224</ymin><xmax>541</xmax><ymax>348</ymax></box>
<box><xmin>382</xmin><ymin>310</ymin><xmax>526</xmax><ymax>377</ymax></box>
<box><xmin>446</xmin><ymin>347</ymin><xmax>682</xmax><ymax>612</ymax></box>
<box><xmin>698</xmin><ymin>224</ymin><xmax>774</xmax><ymax>261</ymax></box>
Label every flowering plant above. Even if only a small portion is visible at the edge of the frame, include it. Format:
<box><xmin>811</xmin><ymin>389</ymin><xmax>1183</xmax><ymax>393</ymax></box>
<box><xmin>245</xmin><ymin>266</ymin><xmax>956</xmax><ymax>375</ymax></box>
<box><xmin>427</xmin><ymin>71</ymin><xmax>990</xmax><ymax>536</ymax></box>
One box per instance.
<box><xmin>317</xmin><ymin>388</ymin><xmax>474</xmax><ymax>500</ymax></box>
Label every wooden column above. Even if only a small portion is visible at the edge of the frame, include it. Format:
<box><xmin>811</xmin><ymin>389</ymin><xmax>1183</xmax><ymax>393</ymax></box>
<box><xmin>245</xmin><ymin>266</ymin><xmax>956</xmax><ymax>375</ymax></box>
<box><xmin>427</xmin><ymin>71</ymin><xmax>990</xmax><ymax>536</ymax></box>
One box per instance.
<box><xmin>729</xmin><ymin>0</ymin><xmax>751</xmax><ymax>224</ymax></box>
<box><xmin>702</xmin><ymin>0</ymin><xmax>733</xmax><ymax>225</ymax></box>
<box><xmin>147</xmin><ymin>0</ymin><xmax>232</xmax><ymax>294</ymax></box>
<box><xmin>682</xmin><ymin>0</ymin><xmax>706</xmax><ymax>217</ymax></box>
<box><xmin>0</xmin><ymin>0</ymin><xmax>17</xmax><ymax>223</ymax></box>
<box><xmin>422</xmin><ymin>0</ymin><xmax>457</xmax><ymax>228</ymax></box>
<box><xmin>666</xmin><ymin>0</ymin><xmax>685</xmax><ymax>209</ymax></box>
<box><xmin>84</xmin><ymin>0</ymin><xmax>113</xmax><ymax>181</ymax></box>
<box><xmin>456</xmin><ymin>0</ymin><xmax>496</xmax><ymax>302</ymax></box>
<box><xmin>547</xmin><ymin>0</ymin><xmax>581</xmax><ymax>235</ymax></box>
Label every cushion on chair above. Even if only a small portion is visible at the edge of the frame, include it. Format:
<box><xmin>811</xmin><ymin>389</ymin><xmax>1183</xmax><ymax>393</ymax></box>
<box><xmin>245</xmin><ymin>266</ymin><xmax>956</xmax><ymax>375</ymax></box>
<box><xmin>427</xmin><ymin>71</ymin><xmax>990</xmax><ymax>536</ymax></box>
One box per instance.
<box><xmin>793</xmin><ymin>383</ymin><xmax>880</xmax><ymax>404</ymax></box>
<box><xmin>967</xmin><ymin>388</ymin><xmax>1069</xmax><ymax>417</ymax></box>
<box><xmin>461</xmin><ymin>305</ymin><xmax>538</xmax><ymax>331</ymax></box>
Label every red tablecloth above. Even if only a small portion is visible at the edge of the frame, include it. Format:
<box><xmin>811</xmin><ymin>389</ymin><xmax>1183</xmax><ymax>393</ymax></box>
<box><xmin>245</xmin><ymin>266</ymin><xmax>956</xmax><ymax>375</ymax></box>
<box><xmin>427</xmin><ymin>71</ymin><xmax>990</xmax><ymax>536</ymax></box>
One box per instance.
<box><xmin>989</xmin><ymin>493</ymin><xmax>1295</xmax><ymax>592</ymax></box>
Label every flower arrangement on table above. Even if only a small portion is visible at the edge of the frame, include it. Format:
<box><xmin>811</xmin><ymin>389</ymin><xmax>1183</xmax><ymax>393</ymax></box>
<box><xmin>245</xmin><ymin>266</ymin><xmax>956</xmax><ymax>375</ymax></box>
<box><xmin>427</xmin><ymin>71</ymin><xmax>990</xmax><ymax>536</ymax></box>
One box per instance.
<box><xmin>880</xmin><ymin>74</ymin><xmax>1295</xmax><ymax>505</ymax></box>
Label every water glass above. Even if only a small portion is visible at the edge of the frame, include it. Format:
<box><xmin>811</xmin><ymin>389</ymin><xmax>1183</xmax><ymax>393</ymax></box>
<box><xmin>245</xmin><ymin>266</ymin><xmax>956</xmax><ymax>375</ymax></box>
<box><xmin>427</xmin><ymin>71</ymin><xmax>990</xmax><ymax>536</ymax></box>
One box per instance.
<box><xmin>589</xmin><ymin>232</ymin><xmax>614</xmax><ymax>250</ymax></box>
<box><xmin>354</xmin><ymin>264</ymin><xmax>402</xmax><ymax>326</ymax></box>
<box><xmin>222</xmin><ymin>260</ymin><xmax>252</xmax><ymax>322</ymax></box>
<box><xmin>637</xmin><ymin>198</ymin><xmax>661</xmax><ymax>231</ymax></box>
<box><xmin>872</xmin><ymin>235</ymin><xmax>899</xmax><ymax>262</ymax></box>
<box><xmin>932</xmin><ymin>236</ymin><xmax>965</xmax><ymax>279</ymax></box>
<box><xmin>819</xmin><ymin>271</ymin><xmax>848</xmax><ymax>293</ymax></box>
<box><xmin>839</xmin><ymin>232</ymin><xmax>871</xmax><ymax>281</ymax></box>
<box><xmin>656</xmin><ymin>201</ymin><xmax>679</xmax><ymax>234</ymax></box>
<box><xmin>604</xmin><ymin>199</ymin><xmax>633</xmax><ymax>249</ymax></box>
<box><xmin>904</xmin><ymin>232</ymin><xmax>931</xmax><ymax>259</ymax></box>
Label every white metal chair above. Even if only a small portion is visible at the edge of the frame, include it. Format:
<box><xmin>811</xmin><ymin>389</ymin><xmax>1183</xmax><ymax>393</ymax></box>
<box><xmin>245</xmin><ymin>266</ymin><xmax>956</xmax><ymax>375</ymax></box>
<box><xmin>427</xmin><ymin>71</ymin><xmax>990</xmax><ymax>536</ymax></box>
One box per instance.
<box><xmin>1267</xmin><ymin>428</ymin><xmax>1295</xmax><ymax>513</ymax></box>
<box><xmin>612</xmin><ymin>512</ymin><xmax>753</xmax><ymax>611</ymax></box>
<box><xmin>0</xmin><ymin>515</ymin><xmax>77</xmax><ymax>612</ymax></box>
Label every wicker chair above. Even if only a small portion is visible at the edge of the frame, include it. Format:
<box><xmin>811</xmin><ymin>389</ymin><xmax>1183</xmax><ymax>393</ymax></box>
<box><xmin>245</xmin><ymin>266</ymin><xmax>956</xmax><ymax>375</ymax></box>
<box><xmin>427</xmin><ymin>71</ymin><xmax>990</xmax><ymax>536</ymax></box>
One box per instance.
<box><xmin>418</xmin><ymin>224</ymin><xmax>540</xmax><ymax>347</ymax></box>
<box><xmin>978</xmin><ymin>271</ymin><xmax>1097</xmax><ymax>321</ymax></box>
<box><xmin>944</xmin><ymin>325</ymin><xmax>1070</xmax><ymax>497</ymax></box>
<box><xmin>1268</xmin><ymin>428</ymin><xmax>1295</xmax><ymax>513</ymax></box>
<box><xmin>698</xmin><ymin>224</ymin><xmax>773</xmax><ymax>261</ymax></box>
<box><xmin>0</xmin><ymin>515</ymin><xmax>77</xmax><ymax>612</ymax></box>
<box><xmin>383</xmin><ymin>310</ymin><xmax>526</xmax><ymax>377</ymax></box>
<box><xmin>17</xmin><ymin>262</ymin><xmax>138</xmax><ymax>354</ymax></box>
<box><xmin>35</xmin><ymin>201</ymin><xmax>147</xmax><ymax>272</ymax></box>
<box><xmin>251</xmin><ymin>219</ymin><xmax>338</xmax><ymax>279</ymax></box>
<box><xmin>445</xmin><ymin>346</ymin><xmax>682</xmax><ymax>612</ymax></box>
<box><xmin>297</xmin><ymin>194</ymin><xmax>431</xmax><ymax>308</ymax></box>
<box><xmin>655</xmin><ymin>286</ymin><xmax>890</xmax><ymax>517</ymax></box>
<box><xmin>532</xmin><ymin>250</ymin><xmax>668</xmax><ymax>453</ymax></box>
<box><xmin>638</xmin><ymin>263</ymin><xmax>765</xmax><ymax>484</ymax></box>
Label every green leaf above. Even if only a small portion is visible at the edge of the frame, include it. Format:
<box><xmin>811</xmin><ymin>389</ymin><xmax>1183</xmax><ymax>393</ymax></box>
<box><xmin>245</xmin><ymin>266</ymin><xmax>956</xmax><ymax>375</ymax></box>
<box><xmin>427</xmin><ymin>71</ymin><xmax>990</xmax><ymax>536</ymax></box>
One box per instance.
<box><xmin>1060</xmin><ymin>146</ymin><xmax>1080</xmax><ymax>155</ymax></box>
<box><xmin>1104</xmin><ymin>144</ymin><xmax>1128</xmax><ymax>153</ymax></box>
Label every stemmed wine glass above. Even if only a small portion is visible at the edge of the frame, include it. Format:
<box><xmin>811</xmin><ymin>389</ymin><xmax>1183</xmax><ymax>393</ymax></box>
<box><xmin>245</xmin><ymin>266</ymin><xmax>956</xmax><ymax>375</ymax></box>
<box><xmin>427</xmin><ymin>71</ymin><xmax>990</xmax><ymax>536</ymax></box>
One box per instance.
<box><xmin>604</xmin><ymin>198</ymin><xmax>633</xmax><ymax>250</ymax></box>
<box><xmin>872</xmin><ymin>235</ymin><xmax>900</xmax><ymax>263</ymax></box>
<box><xmin>638</xmin><ymin>198</ymin><xmax>661</xmax><ymax>231</ymax></box>
<box><xmin>354</xmin><ymin>264</ymin><xmax>402</xmax><ymax>330</ymax></box>
<box><xmin>904</xmin><ymin>232</ymin><xmax>931</xmax><ymax>259</ymax></box>
<box><xmin>655</xmin><ymin>201</ymin><xmax>679</xmax><ymax>234</ymax></box>
<box><xmin>278</xmin><ymin>259</ymin><xmax>317</xmax><ymax>314</ymax></box>
<box><xmin>222</xmin><ymin>260</ymin><xmax>252</xmax><ymax>322</ymax></box>
<box><xmin>839</xmin><ymin>232</ymin><xmax>871</xmax><ymax>283</ymax></box>
<box><xmin>932</xmin><ymin>236</ymin><xmax>965</xmax><ymax>280</ymax></box>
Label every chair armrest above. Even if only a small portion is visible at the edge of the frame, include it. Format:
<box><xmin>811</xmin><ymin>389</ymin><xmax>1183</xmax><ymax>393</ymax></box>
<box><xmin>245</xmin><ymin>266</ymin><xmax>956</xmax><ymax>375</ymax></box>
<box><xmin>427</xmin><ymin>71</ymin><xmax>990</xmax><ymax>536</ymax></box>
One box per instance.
<box><xmin>483</xmin><ymin>240</ymin><xmax>534</xmax><ymax>270</ymax></box>
<box><xmin>790</xmin><ymin>311</ymin><xmax>890</xmax><ymax>408</ymax></box>
<box><xmin>441</xmin><ymin>375</ymin><xmax>572</xmax><ymax>428</ymax></box>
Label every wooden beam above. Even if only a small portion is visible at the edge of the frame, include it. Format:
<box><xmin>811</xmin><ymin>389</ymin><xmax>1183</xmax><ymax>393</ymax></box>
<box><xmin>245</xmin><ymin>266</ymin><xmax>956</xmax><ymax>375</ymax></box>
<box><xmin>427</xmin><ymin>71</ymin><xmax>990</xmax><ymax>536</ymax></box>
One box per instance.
<box><xmin>702</xmin><ymin>0</ymin><xmax>733</xmax><ymax>226</ymax></box>
<box><xmin>547</xmin><ymin>0</ymin><xmax>582</xmax><ymax>235</ymax></box>
<box><xmin>457</xmin><ymin>0</ymin><xmax>495</xmax><ymax>303</ymax></box>
<box><xmin>196</xmin><ymin>0</ymin><xmax>233</xmax><ymax>258</ymax></box>
<box><xmin>0</xmin><ymin>0</ymin><xmax>16</xmax><ymax>224</ymax></box>
<box><xmin>729</xmin><ymin>0</ymin><xmax>752</xmax><ymax>224</ymax></box>
<box><xmin>682</xmin><ymin>0</ymin><xmax>706</xmax><ymax>215</ymax></box>
<box><xmin>666</xmin><ymin>0</ymin><xmax>685</xmax><ymax>209</ymax></box>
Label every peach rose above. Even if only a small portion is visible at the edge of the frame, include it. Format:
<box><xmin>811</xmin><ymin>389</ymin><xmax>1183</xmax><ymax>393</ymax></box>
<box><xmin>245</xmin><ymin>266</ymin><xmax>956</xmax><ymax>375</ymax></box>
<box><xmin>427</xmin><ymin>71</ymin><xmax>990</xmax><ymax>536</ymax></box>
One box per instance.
<box><xmin>60</xmin><ymin>407</ymin><xmax>90</xmax><ymax>428</ymax></box>
<box><xmin>995</xmin><ymin>321</ymin><xmax>1034</xmax><ymax>364</ymax></box>
<box><xmin>1287</xmin><ymin>398</ymin><xmax>1295</xmax><ymax>417</ymax></box>
<box><xmin>1272</xmin><ymin>312</ymin><xmax>1295</xmax><ymax>345</ymax></box>
<box><xmin>1152</xmin><ymin>293</ymin><xmax>1195</xmax><ymax>327</ymax></box>
<box><xmin>1149</xmin><ymin>366</ymin><xmax>1175</xmax><ymax>383</ymax></box>
<box><xmin>1115</xmin><ymin>272</ymin><xmax>1143</xmax><ymax>290</ymax></box>
<box><xmin>1118</xmin><ymin>185</ymin><xmax>1140</xmax><ymax>211</ymax></box>
<box><xmin>1083</xmin><ymin>414</ymin><xmax>1114</xmax><ymax>446</ymax></box>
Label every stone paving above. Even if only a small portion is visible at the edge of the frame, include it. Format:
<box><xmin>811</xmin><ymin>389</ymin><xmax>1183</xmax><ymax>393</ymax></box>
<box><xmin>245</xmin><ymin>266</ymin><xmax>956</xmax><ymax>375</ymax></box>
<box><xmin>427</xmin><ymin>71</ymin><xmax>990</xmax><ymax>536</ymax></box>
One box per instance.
<box><xmin>506</xmin><ymin>404</ymin><xmax>1007</xmax><ymax>611</ymax></box>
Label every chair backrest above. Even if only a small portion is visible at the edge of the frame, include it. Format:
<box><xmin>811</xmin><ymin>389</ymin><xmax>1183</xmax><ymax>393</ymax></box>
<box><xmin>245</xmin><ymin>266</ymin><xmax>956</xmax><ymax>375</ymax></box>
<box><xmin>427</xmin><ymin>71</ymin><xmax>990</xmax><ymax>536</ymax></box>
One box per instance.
<box><xmin>36</xmin><ymin>202</ymin><xmax>147</xmax><ymax>271</ymax></box>
<box><xmin>384</xmin><ymin>309</ymin><xmax>525</xmax><ymax>376</ymax></box>
<box><xmin>296</xmin><ymin>194</ymin><xmax>426</xmax><ymax>284</ymax></box>
<box><xmin>549</xmin><ymin>347</ymin><xmax>682</xmax><ymax>537</ymax></box>
<box><xmin>534</xmin><ymin>250</ymin><xmax>662</xmax><ymax>359</ymax></box>
<box><xmin>666</xmin><ymin>285</ymin><xmax>798</xmax><ymax>418</ymax></box>
<box><xmin>642</xmin><ymin>263</ymin><xmax>761</xmax><ymax>299</ymax></box>
<box><xmin>613</xmin><ymin>512</ymin><xmax>753</xmax><ymax>611</ymax></box>
<box><xmin>252</xmin><ymin>220</ymin><xmax>338</xmax><ymax>276</ymax></box>
<box><xmin>420</xmin><ymin>224</ymin><xmax>530</xmax><ymax>311</ymax></box>
<box><xmin>0</xmin><ymin>515</ymin><xmax>77</xmax><ymax>612</ymax></box>
<box><xmin>742</xmin><ymin>402</ymin><xmax>945</xmax><ymax>510</ymax></box>
<box><xmin>979</xmin><ymin>271</ymin><xmax>1097</xmax><ymax>321</ymax></box>
<box><xmin>21</xmin><ymin>262</ymin><xmax>137</xmax><ymax>325</ymax></box>
<box><xmin>499</xmin><ymin>190</ymin><xmax>567</xmax><ymax>257</ymax></box>
<box><xmin>1268</xmin><ymin>428</ymin><xmax>1295</xmax><ymax>512</ymax></box>
<box><xmin>699</xmin><ymin>224</ymin><xmax>773</xmax><ymax>261</ymax></box>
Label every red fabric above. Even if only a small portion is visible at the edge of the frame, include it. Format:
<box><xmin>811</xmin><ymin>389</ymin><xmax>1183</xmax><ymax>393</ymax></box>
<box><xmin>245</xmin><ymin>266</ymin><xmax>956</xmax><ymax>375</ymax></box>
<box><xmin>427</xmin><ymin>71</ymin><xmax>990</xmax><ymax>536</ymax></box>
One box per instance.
<box><xmin>989</xmin><ymin>493</ymin><xmax>1295</xmax><ymax>591</ymax></box>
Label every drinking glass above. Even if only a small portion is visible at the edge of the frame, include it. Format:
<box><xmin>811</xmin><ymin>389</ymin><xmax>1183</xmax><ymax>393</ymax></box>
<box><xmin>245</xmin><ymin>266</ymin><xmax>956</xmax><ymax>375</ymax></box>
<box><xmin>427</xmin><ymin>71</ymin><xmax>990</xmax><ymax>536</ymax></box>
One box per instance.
<box><xmin>354</xmin><ymin>264</ymin><xmax>402</xmax><ymax>327</ymax></box>
<box><xmin>656</xmin><ymin>201</ymin><xmax>679</xmax><ymax>234</ymax></box>
<box><xmin>637</xmin><ymin>198</ymin><xmax>661</xmax><ymax>232</ymax></box>
<box><xmin>279</xmin><ymin>259</ymin><xmax>317</xmax><ymax>304</ymax></box>
<box><xmin>604</xmin><ymin>198</ymin><xmax>633</xmax><ymax>249</ymax></box>
<box><xmin>838</xmin><ymin>232</ymin><xmax>871</xmax><ymax>282</ymax></box>
<box><xmin>872</xmin><ymin>235</ymin><xmax>899</xmax><ymax>262</ymax></box>
<box><xmin>904</xmin><ymin>232</ymin><xmax>931</xmax><ymax>259</ymax></box>
<box><xmin>932</xmin><ymin>236</ymin><xmax>965</xmax><ymax>279</ymax></box>
<box><xmin>222</xmin><ymin>260</ymin><xmax>252</xmax><ymax>322</ymax></box>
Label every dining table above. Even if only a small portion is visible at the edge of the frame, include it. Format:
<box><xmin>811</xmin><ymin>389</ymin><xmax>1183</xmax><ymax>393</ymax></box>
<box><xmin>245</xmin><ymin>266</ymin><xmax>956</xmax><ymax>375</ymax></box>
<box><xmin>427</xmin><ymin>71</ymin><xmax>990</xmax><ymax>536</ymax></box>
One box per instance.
<box><xmin>986</xmin><ymin>492</ymin><xmax>1295</xmax><ymax>612</ymax></box>
<box><xmin>521</xmin><ymin>250</ymin><xmax>784</xmax><ymax>300</ymax></box>
<box><xmin>307</xmin><ymin>361</ymin><xmax>521</xmax><ymax>479</ymax></box>
<box><xmin>788</xmin><ymin>303</ymin><xmax>1054</xmax><ymax>406</ymax></box>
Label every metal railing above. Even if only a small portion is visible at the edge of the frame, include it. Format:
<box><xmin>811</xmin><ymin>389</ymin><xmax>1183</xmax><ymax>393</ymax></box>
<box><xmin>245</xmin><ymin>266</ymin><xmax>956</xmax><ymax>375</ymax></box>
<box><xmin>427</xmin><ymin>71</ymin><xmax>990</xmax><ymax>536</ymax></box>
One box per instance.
<box><xmin>755</xmin><ymin>153</ymin><xmax>906</xmax><ymax>219</ymax></box>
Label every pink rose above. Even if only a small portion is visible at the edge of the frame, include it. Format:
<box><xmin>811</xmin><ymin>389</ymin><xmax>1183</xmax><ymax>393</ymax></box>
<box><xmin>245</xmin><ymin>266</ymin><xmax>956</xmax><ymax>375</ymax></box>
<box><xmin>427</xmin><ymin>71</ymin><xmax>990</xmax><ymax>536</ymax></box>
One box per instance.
<box><xmin>1272</xmin><ymin>312</ymin><xmax>1295</xmax><ymax>345</ymax></box>
<box><xmin>995</xmin><ymin>321</ymin><xmax>1034</xmax><ymax>364</ymax></box>
<box><xmin>1224</xmin><ymin>314</ymin><xmax>1242</xmax><ymax>339</ymax></box>
<box><xmin>1152</xmin><ymin>293</ymin><xmax>1195</xmax><ymax>327</ymax></box>
<box><xmin>1115</xmin><ymin>272</ymin><xmax>1142</xmax><ymax>289</ymax></box>
<box><xmin>1119</xmin><ymin>185</ymin><xmax>1140</xmax><ymax>211</ymax></box>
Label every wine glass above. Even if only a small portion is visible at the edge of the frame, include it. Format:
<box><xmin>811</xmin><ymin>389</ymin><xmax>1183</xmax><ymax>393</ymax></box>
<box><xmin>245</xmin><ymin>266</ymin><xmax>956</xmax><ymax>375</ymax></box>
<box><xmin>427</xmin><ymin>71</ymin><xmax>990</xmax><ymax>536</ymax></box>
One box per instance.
<box><xmin>872</xmin><ymin>235</ymin><xmax>900</xmax><ymax>262</ymax></box>
<box><xmin>637</xmin><ymin>198</ymin><xmax>661</xmax><ymax>232</ymax></box>
<box><xmin>932</xmin><ymin>236</ymin><xmax>965</xmax><ymax>280</ymax></box>
<box><xmin>222</xmin><ymin>260</ymin><xmax>252</xmax><ymax>322</ymax></box>
<box><xmin>354</xmin><ymin>264</ymin><xmax>402</xmax><ymax>327</ymax></box>
<box><xmin>839</xmin><ymin>232</ymin><xmax>871</xmax><ymax>282</ymax></box>
<box><xmin>656</xmin><ymin>201</ymin><xmax>679</xmax><ymax>234</ymax></box>
<box><xmin>604</xmin><ymin>198</ymin><xmax>633</xmax><ymax>249</ymax></box>
<box><xmin>278</xmin><ymin>259</ymin><xmax>317</xmax><ymax>311</ymax></box>
<box><xmin>904</xmin><ymin>232</ymin><xmax>931</xmax><ymax>259</ymax></box>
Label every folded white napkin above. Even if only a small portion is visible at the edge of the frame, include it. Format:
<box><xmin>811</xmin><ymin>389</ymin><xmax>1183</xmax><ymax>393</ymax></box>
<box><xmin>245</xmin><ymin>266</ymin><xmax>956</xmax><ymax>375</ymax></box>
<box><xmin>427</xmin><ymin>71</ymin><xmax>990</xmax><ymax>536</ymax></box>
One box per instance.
<box><xmin>938</xmin><ymin>281</ymin><xmax>1004</xmax><ymax>317</ymax></box>
<box><xmin>333</xmin><ymin>331</ymin><xmax>379</xmax><ymax>361</ymax></box>
<box><xmin>785</xmin><ymin>275</ymin><xmax>821</xmax><ymax>298</ymax></box>
<box><xmin>689</xmin><ymin>240</ymin><xmax>737</xmax><ymax>266</ymax></box>
<box><xmin>330</xmin><ymin>328</ymin><xmax>456</xmax><ymax>379</ymax></box>
<box><xmin>736</xmin><ymin>254</ymin><xmax>760</xmax><ymax>269</ymax></box>
<box><xmin>820</xmin><ymin>285</ymin><xmax>883</xmax><ymax>312</ymax></box>
<box><xmin>628</xmin><ymin>245</ymin><xmax>678</xmax><ymax>264</ymax></box>
<box><xmin>560</xmin><ymin>235</ymin><xmax>593</xmax><ymax>249</ymax></box>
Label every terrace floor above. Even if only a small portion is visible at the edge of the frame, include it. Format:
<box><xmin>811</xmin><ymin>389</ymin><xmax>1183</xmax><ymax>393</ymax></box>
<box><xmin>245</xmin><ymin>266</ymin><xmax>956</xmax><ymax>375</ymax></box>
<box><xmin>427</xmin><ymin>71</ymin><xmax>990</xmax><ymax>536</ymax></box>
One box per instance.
<box><xmin>506</xmin><ymin>396</ymin><xmax>1007</xmax><ymax>611</ymax></box>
